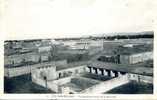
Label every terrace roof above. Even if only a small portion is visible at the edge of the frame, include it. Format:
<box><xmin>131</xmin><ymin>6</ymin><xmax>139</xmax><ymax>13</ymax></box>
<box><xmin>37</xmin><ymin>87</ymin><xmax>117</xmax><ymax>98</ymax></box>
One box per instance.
<box><xmin>88</xmin><ymin>60</ymin><xmax>153</xmax><ymax>76</ymax></box>
<box><xmin>56</xmin><ymin>61</ymin><xmax>88</xmax><ymax>71</ymax></box>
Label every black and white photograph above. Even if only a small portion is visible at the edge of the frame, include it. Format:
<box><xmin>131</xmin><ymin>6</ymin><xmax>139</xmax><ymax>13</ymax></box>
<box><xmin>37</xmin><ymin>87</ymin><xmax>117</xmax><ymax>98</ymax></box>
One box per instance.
<box><xmin>0</xmin><ymin>0</ymin><xmax>156</xmax><ymax>99</ymax></box>
<box><xmin>4</xmin><ymin>31</ymin><xmax>154</xmax><ymax>94</ymax></box>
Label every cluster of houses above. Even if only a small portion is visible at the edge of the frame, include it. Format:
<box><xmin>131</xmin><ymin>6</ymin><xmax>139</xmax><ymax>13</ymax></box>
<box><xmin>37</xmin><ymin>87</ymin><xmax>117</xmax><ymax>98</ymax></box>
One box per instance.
<box><xmin>4</xmin><ymin>38</ymin><xmax>153</xmax><ymax>94</ymax></box>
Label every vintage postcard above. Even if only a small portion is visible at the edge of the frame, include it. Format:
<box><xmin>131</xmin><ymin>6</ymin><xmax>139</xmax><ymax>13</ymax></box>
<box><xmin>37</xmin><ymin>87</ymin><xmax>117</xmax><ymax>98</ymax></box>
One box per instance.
<box><xmin>0</xmin><ymin>0</ymin><xmax>156</xmax><ymax>100</ymax></box>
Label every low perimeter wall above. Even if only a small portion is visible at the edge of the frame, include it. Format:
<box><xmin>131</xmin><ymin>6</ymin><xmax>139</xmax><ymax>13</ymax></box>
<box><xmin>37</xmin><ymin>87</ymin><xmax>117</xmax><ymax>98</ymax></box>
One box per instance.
<box><xmin>32</xmin><ymin>73</ymin><xmax>73</xmax><ymax>93</ymax></box>
<box><xmin>80</xmin><ymin>74</ymin><xmax>130</xmax><ymax>94</ymax></box>
<box><xmin>5</xmin><ymin>66</ymin><xmax>31</xmax><ymax>77</ymax></box>
<box><xmin>4</xmin><ymin>60</ymin><xmax>67</xmax><ymax>78</ymax></box>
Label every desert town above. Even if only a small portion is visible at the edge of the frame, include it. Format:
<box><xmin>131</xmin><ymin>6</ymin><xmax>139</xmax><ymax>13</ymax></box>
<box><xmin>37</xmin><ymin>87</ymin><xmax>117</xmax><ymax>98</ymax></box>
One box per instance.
<box><xmin>4</xmin><ymin>31</ymin><xmax>153</xmax><ymax>94</ymax></box>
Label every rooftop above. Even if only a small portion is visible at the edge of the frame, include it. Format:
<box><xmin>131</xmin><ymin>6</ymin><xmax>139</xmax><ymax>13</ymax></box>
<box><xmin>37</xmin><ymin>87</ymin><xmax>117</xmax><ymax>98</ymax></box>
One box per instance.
<box><xmin>61</xmin><ymin>77</ymin><xmax>100</xmax><ymax>92</ymax></box>
<box><xmin>56</xmin><ymin>61</ymin><xmax>88</xmax><ymax>71</ymax></box>
<box><xmin>117</xmin><ymin>44</ymin><xmax>153</xmax><ymax>55</ymax></box>
<box><xmin>103</xmin><ymin>39</ymin><xmax>153</xmax><ymax>55</ymax></box>
<box><xmin>88</xmin><ymin>60</ymin><xmax>153</xmax><ymax>76</ymax></box>
<box><xmin>5</xmin><ymin>61</ymin><xmax>56</xmax><ymax>68</ymax></box>
<box><xmin>58</xmin><ymin>49</ymin><xmax>88</xmax><ymax>55</ymax></box>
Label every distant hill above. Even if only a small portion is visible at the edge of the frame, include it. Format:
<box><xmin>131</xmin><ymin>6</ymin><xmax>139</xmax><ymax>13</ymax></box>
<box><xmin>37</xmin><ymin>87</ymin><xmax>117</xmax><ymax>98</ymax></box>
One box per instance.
<box><xmin>5</xmin><ymin>31</ymin><xmax>154</xmax><ymax>42</ymax></box>
<box><xmin>56</xmin><ymin>31</ymin><xmax>154</xmax><ymax>41</ymax></box>
<box><xmin>102</xmin><ymin>31</ymin><xmax>154</xmax><ymax>40</ymax></box>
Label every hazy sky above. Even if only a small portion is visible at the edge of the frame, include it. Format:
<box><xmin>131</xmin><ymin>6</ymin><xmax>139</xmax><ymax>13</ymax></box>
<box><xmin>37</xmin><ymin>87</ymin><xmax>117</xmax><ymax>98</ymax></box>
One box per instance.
<box><xmin>1</xmin><ymin>0</ymin><xmax>155</xmax><ymax>39</ymax></box>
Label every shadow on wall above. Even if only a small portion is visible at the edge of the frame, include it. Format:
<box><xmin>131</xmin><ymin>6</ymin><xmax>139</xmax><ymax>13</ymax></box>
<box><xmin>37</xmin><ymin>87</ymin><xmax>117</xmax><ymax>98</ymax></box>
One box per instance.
<box><xmin>106</xmin><ymin>81</ymin><xmax>153</xmax><ymax>94</ymax></box>
<box><xmin>4</xmin><ymin>74</ymin><xmax>53</xmax><ymax>93</ymax></box>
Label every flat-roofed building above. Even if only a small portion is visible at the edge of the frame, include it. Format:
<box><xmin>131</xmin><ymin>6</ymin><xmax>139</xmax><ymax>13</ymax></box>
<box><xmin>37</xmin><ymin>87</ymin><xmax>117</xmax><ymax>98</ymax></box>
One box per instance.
<box><xmin>118</xmin><ymin>44</ymin><xmax>153</xmax><ymax>64</ymax></box>
<box><xmin>38</xmin><ymin>46</ymin><xmax>52</xmax><ymax>53</ymax></box>
<box><xmin>4</xmin><ymin>52</ymin><xmax>40</xmax><ymax>67</ymax></box>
